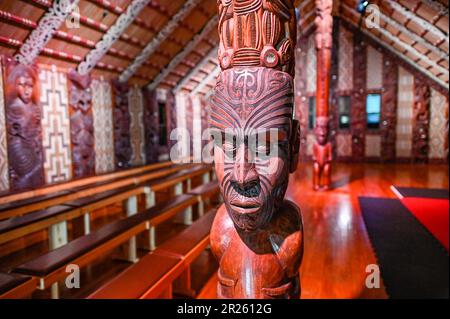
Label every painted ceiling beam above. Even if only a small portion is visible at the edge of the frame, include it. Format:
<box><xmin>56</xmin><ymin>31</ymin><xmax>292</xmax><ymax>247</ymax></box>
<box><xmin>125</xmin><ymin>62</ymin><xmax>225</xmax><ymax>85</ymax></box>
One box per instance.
<box><xmin>341</xmin><ymin>5</ymin><xmax>448</xmax><ymax>90</ymax></box>
<box><xmin>387</xmin><ymin>0</ymin><xmax>448</xmax><ymax>46</ymax></box>
<box><xmin>174</xmin><ymin>46</ymin><xmax>218</xmax><ymax>93</ymax></box>
<box><xmin>77</xmin><ymin>0</ymin><xmax>150</xmax><ymax>75</ymax></box>
<box><xmin>120</xmin><ymin>0</ymin><xmax>203</xmax><ymax>83</ymax></box>
<box><xmin>374</xmin><ymin>6</ymin><xmax>448</xmax><ymax>62</ymax></box>
<box><xmin>147</xmin><ymin>15</ymin><xmax>219</xmax><ymax>91</ymax></box>
<box><xmin>421</xmin><ymin>0</ymin><xmax>449</xmax><ymax>16</ymax></box>
<box><xmin>190</xmin><ymin>65</ymin><xmax>220</xmax><ymax>96</ymax></box>
<box><xmin>342</xmin><ymin>3</ymin><xmax>447</xmax><ymax>77</ymax></box>
<box><xmin>15</xmin><ymin>0</ymin><xmax>80</xmax><ymax>65</ymax></box>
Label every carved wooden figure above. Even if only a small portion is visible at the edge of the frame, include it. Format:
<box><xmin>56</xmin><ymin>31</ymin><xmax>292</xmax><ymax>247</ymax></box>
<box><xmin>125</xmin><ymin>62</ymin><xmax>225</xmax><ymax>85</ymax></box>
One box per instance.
<box><xmin>68</xmin><ymin>70</ymin><xmax>95</xmax><ymax>178</ymax></box>
<box><xmin>313</xmin><ymin>116</ymin><xmax>332</xmax><ymax>190</ymax></box>
<box><xmin>313</xmin><ymin>0</ymin><xmax>333</xmax><ymax>190</ymax></box>
<box><xmin>112</xmin><ymin>80</ymin><xmax>132</xmax><ymax>169</ymax></box>
<box><xmin>210</xmin><ymin>0</ymin><xmax>303</xmax><ymax>299</ymax></box>
<box><xmin>5</xmin><ymin>62</ymin><xmax>44</xmax><ymax>191</ymax></box>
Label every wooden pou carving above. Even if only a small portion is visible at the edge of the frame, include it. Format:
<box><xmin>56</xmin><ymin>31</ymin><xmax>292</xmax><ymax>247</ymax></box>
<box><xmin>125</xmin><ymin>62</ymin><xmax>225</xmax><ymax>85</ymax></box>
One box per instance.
<box><xmin>210</xmin><ymin>0</ymin><xmax>303</xmax><ymax>299</ymax></box>
<box><xmin>313</xmin><ymin>0</ymin><xmax>333</xmax><ymax>190</ymax></box>
<box><xmin>112</xmin><ymin>80</ymin><xmax>132</xmax><ymax>169</ymax></box>
<box><xmin>5</xmin><ymin>61</ymin><xmax>45</xmax><ymax>191</ymax></box>
<box><xmin>68</xmin><ymin>70</ymin><xmax>95</xmax><ymax>178</ymax></box>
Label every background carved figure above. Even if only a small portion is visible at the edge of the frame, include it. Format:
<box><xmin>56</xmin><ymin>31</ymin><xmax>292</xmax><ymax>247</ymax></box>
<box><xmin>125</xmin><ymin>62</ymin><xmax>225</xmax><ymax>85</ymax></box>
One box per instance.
<box><xmin>5</xmin><ymin>61</ymin><xmax>44</xmax><ymax>191</ymax></box>
<box><xmin>112</xmin><ymin>80</ymin><xmax>132</xmax><ymax>169</ymax></box>
<box><xmin>68</xmin><ymin>69</ymin><xmax>95</xmax><ymax>178</ymax></box>
<box><xmin>313</xmin><ymin>116</ymin><xmax>332</xmax><ymax>190</ymax></box>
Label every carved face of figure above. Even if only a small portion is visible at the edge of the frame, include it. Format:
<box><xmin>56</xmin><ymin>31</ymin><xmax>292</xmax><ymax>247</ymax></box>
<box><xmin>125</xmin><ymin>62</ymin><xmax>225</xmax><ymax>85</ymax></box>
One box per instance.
<box><xmin>314</xmin><ymin>116</ymin><xmax>329</xmax><ymax>146</ymax></box>
<box><xmin>210</xmin><ymin>67</ymin><xmax>298</xmax><ymax>232</ymax></box>
<box><xmin>16</xmin><ymin>75</ymin><xmax>34</xmax><ymax>104</ymax></box>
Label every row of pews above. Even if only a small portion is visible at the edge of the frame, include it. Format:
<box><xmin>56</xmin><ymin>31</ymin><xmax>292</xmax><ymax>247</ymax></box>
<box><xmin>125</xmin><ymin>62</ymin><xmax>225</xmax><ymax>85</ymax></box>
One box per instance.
<box><xmin>0</xmin><ymin>160</ymin><xmax>220</xmax><ymax>299</ymax></box>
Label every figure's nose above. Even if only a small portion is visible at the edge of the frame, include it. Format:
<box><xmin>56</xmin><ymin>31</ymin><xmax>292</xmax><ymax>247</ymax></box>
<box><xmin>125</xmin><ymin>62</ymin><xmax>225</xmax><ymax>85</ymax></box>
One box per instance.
<box><xmin>232</xmin><ymin>143</ymin><xmax>259</xmax><ymax>189</ymax></box>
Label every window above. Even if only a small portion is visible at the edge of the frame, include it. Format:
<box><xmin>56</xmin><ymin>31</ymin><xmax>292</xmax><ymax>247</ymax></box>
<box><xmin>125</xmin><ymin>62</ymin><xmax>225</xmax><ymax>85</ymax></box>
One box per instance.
<box><xmin>338</xmin><ymin>96</ymin><xmax>351</xmax><ymax>129</ymax></box>
<box><xmin>158</xmin><ymin>102</ymin><xmax>167</xmax><ymax>146</ymax></box>
<box><xmin>366</xmin><ymin>93</ymin><xmax>381</xmax><ymax>129</ymax></box>
<box><xmin>308</xmin><ymin>97</ymin><xmax>316</xmax><ymax>129</ymax></box>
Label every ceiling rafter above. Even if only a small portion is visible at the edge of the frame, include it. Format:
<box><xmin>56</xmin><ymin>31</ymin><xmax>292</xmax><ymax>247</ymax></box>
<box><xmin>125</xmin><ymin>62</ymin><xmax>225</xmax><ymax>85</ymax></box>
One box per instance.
<box><xmin>147</xmin><ymin>15</ymin><xmax>218</xmax><ymax>90</ymax></box>
<box><xmin>77</xmin><ymin>0</ymin><xmax>150</xmax><ymax>76</ymax></box>
<box><xmin>174</xmin><ymin>46</ymin><xmax>218</xmax><ymax>93</ymax></box>
<box><xmin>15</xmin><ymin>0</ymin><xmax>80</xmax><ymax>65</ymax></box>
<box><xmin>119</xmin><ymin>0</ymin><xmax>203</xmax><ymax>83</ymax></box>
<box><xmin>421</xmin><ymin>0</ymin><xmax>449</xmax><ymax>16</ymax></box>
<box><xmin>191</xmin><ymin>65</ymin><xmax>220</xmax><ymax>96</ymax></box>
<box><xmin>370</xmin><ymin>2</ymin><xmax>448</xmax><ymax>62</ymax></box>
<box><xmin>387</xmin><ymin>0</ymin><xmax>449</xmax><ymax>46</ymax></box>
<box><xmin>341</xmin><ymin>4</ymin><xmax>448</xmax><ymax>89</ymax></box>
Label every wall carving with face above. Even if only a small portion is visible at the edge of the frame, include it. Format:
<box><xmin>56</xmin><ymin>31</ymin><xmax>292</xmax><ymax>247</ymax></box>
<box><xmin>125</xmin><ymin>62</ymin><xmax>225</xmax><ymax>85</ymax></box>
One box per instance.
<box><xmin>112</xmin><ymin>80</ymin><xmax>132</xmax><ymax>169</ymax></box>
<box><xmin>5</xmin><ymin>61</ymin><xmax>44</xmax><ymax>191</ymax></box>
<box><xmin>210</xmin><ymin>0</ymin><xmax>303</xmax><ymax>299</ymax></box>
<box><xmin>68</xmin><ymin>70</ymin><xmax>95</xmax><ymax>178</ymax></box>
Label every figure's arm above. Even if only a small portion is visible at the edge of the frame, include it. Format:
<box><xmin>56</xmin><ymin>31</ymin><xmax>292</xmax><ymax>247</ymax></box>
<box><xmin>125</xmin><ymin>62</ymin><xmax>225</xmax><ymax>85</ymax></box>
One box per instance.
<box><xmin>326</xmin><ymin>143</ymin><xmax>333</xmax><ymax>162</ymax></box>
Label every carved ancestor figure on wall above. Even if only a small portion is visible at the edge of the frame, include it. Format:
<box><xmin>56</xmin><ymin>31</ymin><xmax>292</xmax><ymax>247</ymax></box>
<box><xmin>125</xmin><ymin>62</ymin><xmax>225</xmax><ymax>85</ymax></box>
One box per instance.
<box><xmin>112</xmin><ymin>80</ymin><xmax>132</xmax><ymax>169</ymax></box>
<box><xmin>210</xmin><ymin>0</ymin><xmax>303</xmax><ymax>299</ymax></box>
<box><xmin>313</xmin><ymin>116</ymin><xmax>332</xmax><ymax>190</ymax></box>
<box><xmin>68</xmin><ymin>70</ymin><xmax>95</xmax><ymax>178</ymax></box>
<box><xmin>5</xmin><ymin>62</ymin><xmax>44</xmax><ymax>191</ymax></box>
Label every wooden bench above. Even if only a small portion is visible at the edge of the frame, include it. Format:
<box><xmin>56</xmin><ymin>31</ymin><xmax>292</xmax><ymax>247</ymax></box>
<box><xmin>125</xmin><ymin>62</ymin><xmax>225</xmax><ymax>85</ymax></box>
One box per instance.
<box><xmin>10</xmin><ymin>194</ymin><xmax>198</xmax><ymax>298</ymax></box>
<box><xmin>0</xmin><ymin>273</ymin><xmax>36</xmax><ymax>299</ymax></box>
<box><xmin>188</xmin><ymin>181</ymin><xmax>220</xmax><ymax>217</ymax></box>
<box><xmin>88</xmin><ymin>209</ymin><xmax>216</xmax><ymax>299</ymax></box>
<box><xmin>0</xmin><ymin>162</ymin><xmax>198</xmax><ymax>220</ymax></box>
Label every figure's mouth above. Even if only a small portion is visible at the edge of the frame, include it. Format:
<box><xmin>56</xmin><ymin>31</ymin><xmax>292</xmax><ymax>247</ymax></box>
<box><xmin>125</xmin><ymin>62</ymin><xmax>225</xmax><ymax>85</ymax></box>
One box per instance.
<box><xmin>230</xmin><ymin>200</ymin><xmax>261</xmax><ymax>214</ymax></box>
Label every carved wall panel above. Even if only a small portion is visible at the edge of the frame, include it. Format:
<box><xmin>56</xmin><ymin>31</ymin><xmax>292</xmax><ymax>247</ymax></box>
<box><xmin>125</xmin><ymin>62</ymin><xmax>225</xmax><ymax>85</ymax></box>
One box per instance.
<box><xmin>366</xmin><ymin>46</ymin><xmax>383</xmax><ymax>90</ymax></box>
<box><xmin>199</xmin><ymin>95</ymin><xmax>210</xmax><ymax>150</ymax></box>
<box><xmin>39</xmin><ymin>66</ymin><xmax>72</xmax><ymax>184</ymax></box>
<box><xmin>192</xmin><ymin>95</ymin><xmax>203</xmax><ymax>162</ymax></box>
<box><xmin>112</xmin><ymin>80</ymin><xmax>132</xmax><ymax>169</ymax></box>
<box><xmin>165</xmin><ymin>90</ymin><xmax>177</xmax><ymax>151</ymax></box>
<box><xmin>143</xmin><ymin>89</ymin><xmax>159</xmax><ymax>164</ymax></box>
<box><xmin>128</xmin><ymin>86</ymin><xmax>146</xmax><ymax>166</ymax></box>
<box><xmin>380</xmin><ymin>56</ymin><xmax>398</xmax><ymax>162</ymax></box>
<box><xmin>429</xmin><ymin>89</ymin><xmax>449</xmax><ymax>161</ymax></box>
<box><xmin>92</xmin><ymin>79</ymin><xmax>115</xmax><ymax>174</ymax></box>
<box><xmin>306</xmin><ymin>35</ymin><xmax>317</xmax><ymax>94</ymax></box>
<box><xmin>185</xmin><ymin>94</ymin><xmax>194</xmax><ymax>156</ymax></box>
<box><xmin>365</xmin><ymin>134</ymin><xmax>381</xmax><ymax>158</ymax></box>
<box><xmin>295</xmin><ymin>35</ymin><xmax>309</xmax><ymax>161</ymax></box>
<box><xmin>412</xmin><ymin>77</ymin><xmax>431</xmax><ymax>162</ymax></box>
<box><xmin>329</xmin><ymin>18</ymin><xmax>339</xmax><ymax>157</ymax></box>
<box><xmin>4</xmin><ymin>61</ymin><xmax>45</xmax><ymax>191</ymax></box>
<box><xmin>396</xmin><ymin>67</ymin><xmax>414</xmax><ymax>159</ymax></box>
<box><xmin>336</xmin><ymin>133</ymin><xmax>352</xmax><ymax>157</ymax></box>
<box><xmin>338</xmin><ymin>25</ymin><xmax>353</xmax><ymax>92</ymax></box>
<box><xmin>0</xmin><ymin>57</ymin><xmax>9</xmax><ymax>191</ymax></box>
<box><xmin>351</xmin><ymin>33</ymin><xmax>366</xmax><ymax>160</ymax></box>
<box><xmin>67</xmin><ymin>70</ymin><xmax>94</xmax><ymax>178</ymax></box>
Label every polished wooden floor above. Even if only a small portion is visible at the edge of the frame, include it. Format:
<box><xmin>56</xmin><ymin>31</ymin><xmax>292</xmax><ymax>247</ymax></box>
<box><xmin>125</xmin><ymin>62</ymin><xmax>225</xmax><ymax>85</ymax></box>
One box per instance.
<box><xmin>198</xmin><ymin>162</ymin><xmax>449</xmax><ymax>299</ymax></box>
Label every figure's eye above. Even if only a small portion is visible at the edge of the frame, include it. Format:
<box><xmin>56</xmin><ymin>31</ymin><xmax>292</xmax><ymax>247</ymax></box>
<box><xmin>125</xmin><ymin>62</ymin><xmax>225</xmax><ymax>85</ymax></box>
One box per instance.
<box><xmin>223</xmin><ymin>136</ymin><xmax>237</xmax><ymax>159</ymax></box>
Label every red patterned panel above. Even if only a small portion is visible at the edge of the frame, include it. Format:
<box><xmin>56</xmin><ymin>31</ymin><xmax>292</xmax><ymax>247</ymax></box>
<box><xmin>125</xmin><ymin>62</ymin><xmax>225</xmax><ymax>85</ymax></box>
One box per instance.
<box><xmin>412</xmin><ymin>77</ymin><xmax>431</xmax><ymax>163</ymax></box>
<box><xmin>112</xmin><ymin>80</ymin><xmax>131</xmax><ymax>169</ymax></box>
<box><xmin>381</xmin><ymin>56</ymin><xmax>398</xmax><ymax>162</ymax></box>
<box><xmin>351</xmin><ymin>33</ymin><xmax>366</xmax><ymax>160</ymax></box>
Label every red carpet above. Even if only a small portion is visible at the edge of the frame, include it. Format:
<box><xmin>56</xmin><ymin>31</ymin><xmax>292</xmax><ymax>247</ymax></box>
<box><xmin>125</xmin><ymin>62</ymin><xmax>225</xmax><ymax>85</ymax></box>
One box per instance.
<box><xmin>401</xmin><ymin>197</ymin><xmax>449</xmax><ymax>251</ymax></box>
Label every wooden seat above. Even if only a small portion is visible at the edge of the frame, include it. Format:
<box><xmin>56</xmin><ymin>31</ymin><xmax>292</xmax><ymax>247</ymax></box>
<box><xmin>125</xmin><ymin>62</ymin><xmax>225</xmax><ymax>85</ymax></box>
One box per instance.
<box><xmin>188</xmin><ymin>181</ymin><xmax>219</xmax><ymax>198</ymax></box>
<box><xmin>146</xmin><ymin>164</ymin><xmax>212</xmax><ymax>192</ymax></box>
<box><xmin>88</xmin><ymin>210</ymin><xmax>216</xmax><ymax>299</ymax></box>
<box><xmin>11</xmin><ymin>194</ymin><xmax>197</xmax><ymax>290</ymax></box>
<box><xmin>0</xmin><ymin>205</ymin><xmax>80</xmax><ymax>245</ymax></box>
<box><xmin>0</xmin><ymin>273</ymin><xmax>36</xmax><ymax>299</ymax></box>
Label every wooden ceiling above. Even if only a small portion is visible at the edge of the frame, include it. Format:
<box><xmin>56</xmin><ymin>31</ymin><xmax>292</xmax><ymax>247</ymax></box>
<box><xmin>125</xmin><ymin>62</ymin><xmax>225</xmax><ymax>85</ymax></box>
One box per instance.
<box><xmin>0</xmin><ymin>0</ymin><xmax>448</xmax><ymax>95</ymax></box>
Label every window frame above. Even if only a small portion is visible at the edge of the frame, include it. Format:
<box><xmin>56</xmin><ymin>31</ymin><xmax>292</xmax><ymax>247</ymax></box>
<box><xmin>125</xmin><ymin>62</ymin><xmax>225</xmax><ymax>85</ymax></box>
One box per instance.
<box><xmin>365</xmin><ymin>90</ymin><xmax>382</xmax><ymax>130</ymax></box>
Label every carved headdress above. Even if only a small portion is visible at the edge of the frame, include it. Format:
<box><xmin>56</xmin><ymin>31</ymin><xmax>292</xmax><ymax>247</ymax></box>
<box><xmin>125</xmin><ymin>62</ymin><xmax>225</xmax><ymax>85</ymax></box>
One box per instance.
<box><xmin>217</xmin><ymin>0</ymin><xmax>297</xmax><ymax>75</ymax></box>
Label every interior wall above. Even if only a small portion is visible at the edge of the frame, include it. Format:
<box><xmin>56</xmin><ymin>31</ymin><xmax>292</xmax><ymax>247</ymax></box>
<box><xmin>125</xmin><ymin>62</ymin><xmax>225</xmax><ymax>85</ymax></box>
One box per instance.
<box><xmin>295</xmin><ymin>20</ymin><xmax>449</xmax><ymax>163</ymax></box>
<box><xmin>0</xmin><ymin>56</ymin><xmax>163</xmax><ymax>193</ymax></box>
